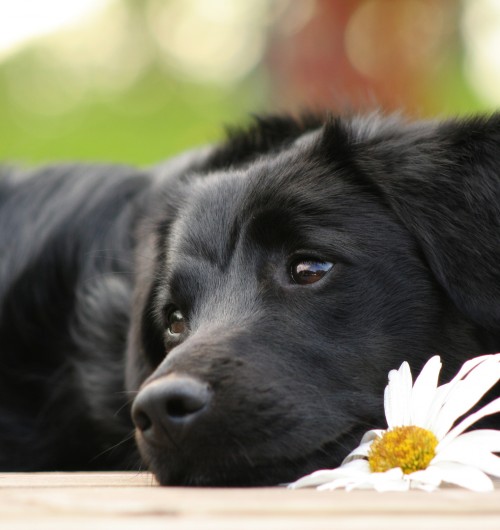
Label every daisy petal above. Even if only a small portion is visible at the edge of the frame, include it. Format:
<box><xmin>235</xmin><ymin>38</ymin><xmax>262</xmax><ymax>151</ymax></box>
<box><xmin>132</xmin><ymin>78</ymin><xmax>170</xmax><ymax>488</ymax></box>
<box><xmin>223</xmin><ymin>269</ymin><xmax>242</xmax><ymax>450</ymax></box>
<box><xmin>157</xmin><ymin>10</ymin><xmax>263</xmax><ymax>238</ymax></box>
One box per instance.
<box><xmin>431</xmin><ymin>357</ymin><xmax>500</xmax><ymax>439</ymax></box>
<box><xmin>408</xmin><ymin>468</ymin><xmax>442</xmax><ymax>492</ymax></box>
<box><xmin>342</xmin><ymin>441</ymin><xmax>373</xmax><ymax>463</ymax></box>
<box><xmin>287</xmin><ymin>470</ymin><xmax>342</xmax><ymax>489</ymax></box>
<box><xmin>407</xmin><ymin>465</ymin><xmax>443</xmax><ymax>488</ymax></box>
<box><xmin>358</xmin><ymin>429</ymin><xmax>385</xmax><ymax>445</ymax></box>
<box><xmin>439</xmin><ymin>396</ymin><xmax>500</xmax><ymax>449</ymax></box>
<box><xmin>438</xmin><ymin>429</ymin><xmax>500</xmax><ymax>455</ymax></box>
<box><xmin>400</xmin><ymin>362</ymin><xmax>413</xmax><ymax>426</ymax></box>
<box><xmin>373</xmin><ymin>477</ymin><xmax>409</xmax><ymax>492</ymax></box>
<box><xmin>426</xmin><ymin>355</ymin><xmax>500</xmax><ymax>430</ymax></box>
<box><xmin>429</xmin><ymin>461</ymin><xmax>494</xmax><ymax>492</ymax></box>
<box><xmin>411</xmin><ymin>481</ymin><xmax>440</xmax><ymax>492</ymax></box>
<box><xmin>342</xmin><ymin>429</ymin><xmax>384</xmax><ymax>464</ymax></box>
<box><xmin>318</xmin><ymin>477</ymin><xmax>360</xmax><ymax>491</ymax></box>
<box><xmin>384</xmin><ymin>370</ymin><xmax>399</xmax><ymax>428</ymax></box>
<box><xmin>434</xmin><ymin>432</ymin><xmax>500</xmax><ymax>478</ymax></box>
<box><xmin>445</xmin><ymin>450</ymin><xmax>500</xmax><ymax>479</ymax></box>
<box><xmin>447</xmin><ymin>354</ymin><xmax>500</xmax><ymax>384</ymax></box>
<box><xmin>385</xmin><ymin>362</ymin><xmax>412</xmax><ymax>427</ymax></box>
<box><xmin>424</xmin><ymin>383</ymin><xmax>452</xmax><ymax>431</ymax></box>
<box><xmin>410</xmin><ymin>356</ymin><xmax>442</xmax><ymax>427</ymax></box>
<box><xmin>318</xmin><ymin>469</ymin><xmax>408</xmax><ymax>493</ymax></box>
<box><xmin>371</xmin><ymin>469</ymin><xmax>406</xmax><ymax>492</ymax></box>
<box><xmin>288</xmin><ymin>459</ymin><xmax>369</xmax><ymax>489</ymax></box>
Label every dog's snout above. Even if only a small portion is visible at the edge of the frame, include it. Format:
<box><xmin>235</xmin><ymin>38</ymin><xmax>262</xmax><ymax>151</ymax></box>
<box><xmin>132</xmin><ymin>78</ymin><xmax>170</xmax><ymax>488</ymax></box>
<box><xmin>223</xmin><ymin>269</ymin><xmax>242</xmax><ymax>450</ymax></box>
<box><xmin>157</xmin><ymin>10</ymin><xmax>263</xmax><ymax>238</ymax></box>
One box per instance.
<box><xmin>132</xmin><ymin>375</ymin><xmax>212</xmax><ymax>442</ymax></box>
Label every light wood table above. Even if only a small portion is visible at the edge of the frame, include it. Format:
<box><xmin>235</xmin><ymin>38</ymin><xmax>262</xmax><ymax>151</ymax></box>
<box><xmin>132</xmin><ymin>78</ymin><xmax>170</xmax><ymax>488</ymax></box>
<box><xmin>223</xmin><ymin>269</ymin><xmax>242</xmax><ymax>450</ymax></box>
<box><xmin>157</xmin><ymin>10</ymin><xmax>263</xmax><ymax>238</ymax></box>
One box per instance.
<box><xmin>1</xmin><ymin>472</ymin><xmax>500</xmax><ymax>529</ymax></box>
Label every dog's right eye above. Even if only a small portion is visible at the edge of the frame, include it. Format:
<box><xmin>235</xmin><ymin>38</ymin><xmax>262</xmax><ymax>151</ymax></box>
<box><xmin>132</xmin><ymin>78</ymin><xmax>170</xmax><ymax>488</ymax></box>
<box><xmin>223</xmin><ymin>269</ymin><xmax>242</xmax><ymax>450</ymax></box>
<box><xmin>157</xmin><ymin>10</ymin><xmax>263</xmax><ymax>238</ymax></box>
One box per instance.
<box><xmin>165</xmin><ymin>308</ymin><xmax>187</xmax><ymax>337</ymax></box>
<box><xmin>290</xmin><ymin>259</ymin><xmax>333</xmax><ymax>285</ymax></box>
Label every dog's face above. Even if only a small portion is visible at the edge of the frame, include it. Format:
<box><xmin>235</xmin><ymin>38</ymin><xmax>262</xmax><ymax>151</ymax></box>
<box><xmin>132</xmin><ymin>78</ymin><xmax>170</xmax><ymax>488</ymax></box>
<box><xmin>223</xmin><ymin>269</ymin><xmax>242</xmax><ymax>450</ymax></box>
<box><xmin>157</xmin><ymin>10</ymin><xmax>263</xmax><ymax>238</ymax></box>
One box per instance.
<box><xmin>126</xmin><ymin>115</ymin><xmax>500</xmax><ymax>485</ymax></box>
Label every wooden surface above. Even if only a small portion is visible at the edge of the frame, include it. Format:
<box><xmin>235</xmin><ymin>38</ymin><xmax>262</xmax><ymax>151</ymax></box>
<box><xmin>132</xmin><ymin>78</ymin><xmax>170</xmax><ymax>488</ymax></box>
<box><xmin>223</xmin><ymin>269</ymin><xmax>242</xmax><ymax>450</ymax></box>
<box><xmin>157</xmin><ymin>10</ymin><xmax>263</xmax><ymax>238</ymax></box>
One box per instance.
<box><xmin>1</xmin><ymin>472</ymin><xmax>500</xmax><ymax>529</ymax></box>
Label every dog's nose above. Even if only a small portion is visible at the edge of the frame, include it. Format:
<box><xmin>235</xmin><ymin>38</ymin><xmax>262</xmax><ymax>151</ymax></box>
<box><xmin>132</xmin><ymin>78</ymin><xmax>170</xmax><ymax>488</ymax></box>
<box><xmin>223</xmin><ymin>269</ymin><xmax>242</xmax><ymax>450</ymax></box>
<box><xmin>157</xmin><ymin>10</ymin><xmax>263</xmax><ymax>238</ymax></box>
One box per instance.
<box><xmin>131</xmin><ymin>374</ymin><xmax>212</xmax><ymax>443</ymax></box>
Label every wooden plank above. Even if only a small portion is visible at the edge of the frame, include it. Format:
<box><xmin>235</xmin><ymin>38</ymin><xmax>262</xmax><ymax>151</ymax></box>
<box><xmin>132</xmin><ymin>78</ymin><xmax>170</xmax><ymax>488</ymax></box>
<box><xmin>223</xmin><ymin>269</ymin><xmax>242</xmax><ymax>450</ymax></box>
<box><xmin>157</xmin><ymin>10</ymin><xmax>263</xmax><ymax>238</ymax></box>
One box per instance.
<box><xmin>0</xmin><ymin>472</ymin><xmax>157</xmax><ymax>488</ymax></box>
<box><xmin>1</xmin><ymin>472</ymin><xmax>500</xmax><ymax>530</ymax></box>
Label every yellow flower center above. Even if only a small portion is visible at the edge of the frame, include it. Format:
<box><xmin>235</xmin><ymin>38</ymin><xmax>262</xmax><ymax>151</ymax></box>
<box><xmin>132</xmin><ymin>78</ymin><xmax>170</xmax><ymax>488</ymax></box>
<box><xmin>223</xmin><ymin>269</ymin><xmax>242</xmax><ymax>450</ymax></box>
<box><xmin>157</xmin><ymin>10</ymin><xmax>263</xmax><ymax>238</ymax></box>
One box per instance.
<box><xmin>368</xmin><ymin>425</ymin><xmax>438</xmax><ymax>474</ymax></box>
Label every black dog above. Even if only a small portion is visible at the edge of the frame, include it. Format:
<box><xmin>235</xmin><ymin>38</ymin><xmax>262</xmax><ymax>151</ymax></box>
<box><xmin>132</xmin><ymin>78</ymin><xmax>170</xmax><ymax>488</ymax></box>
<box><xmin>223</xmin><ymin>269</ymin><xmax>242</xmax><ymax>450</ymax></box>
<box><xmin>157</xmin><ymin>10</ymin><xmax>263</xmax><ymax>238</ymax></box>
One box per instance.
<box><xmin>1</xmin><ymin>112</ymin><xmax>500</xmax><ymax>486</ymax></box>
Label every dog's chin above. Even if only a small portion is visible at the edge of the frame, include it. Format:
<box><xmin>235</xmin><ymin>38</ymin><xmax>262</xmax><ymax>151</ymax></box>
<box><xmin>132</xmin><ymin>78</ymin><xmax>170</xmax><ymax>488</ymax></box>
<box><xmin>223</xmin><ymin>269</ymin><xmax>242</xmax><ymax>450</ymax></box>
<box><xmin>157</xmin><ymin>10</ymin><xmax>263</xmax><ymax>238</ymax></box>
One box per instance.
<box><xmin>152</xmin><ymin>461</ymin><xmax>300</xmax><ymax>487</ymax></box>
<box><xmin>140</xmin><ymin>428</ymin><xmax>366</xmax><ymax>487</ymax></box>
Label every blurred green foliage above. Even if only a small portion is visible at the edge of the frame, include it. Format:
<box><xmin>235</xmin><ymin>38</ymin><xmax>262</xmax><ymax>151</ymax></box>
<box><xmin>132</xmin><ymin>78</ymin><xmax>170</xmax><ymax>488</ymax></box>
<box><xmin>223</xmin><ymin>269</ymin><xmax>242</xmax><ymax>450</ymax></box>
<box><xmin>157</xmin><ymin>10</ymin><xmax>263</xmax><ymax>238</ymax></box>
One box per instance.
<box><xmin>1</xmin><ymin>0</ymin><xmax>498</xmax><ymax>166</ymax></box>
<box><xmin>0</xmin><ymin>0</ymin><xmax>269</xmax><ymax>165</ymax></box>
<box><xmin>1</xmin><ymin>74</ymin><xmax>266</xmax><ymax>166</ymax></box>
<box><xmin>0</xmin><ymin>61</ymin><xmax>266</xmax><ymax>166</ymax></box>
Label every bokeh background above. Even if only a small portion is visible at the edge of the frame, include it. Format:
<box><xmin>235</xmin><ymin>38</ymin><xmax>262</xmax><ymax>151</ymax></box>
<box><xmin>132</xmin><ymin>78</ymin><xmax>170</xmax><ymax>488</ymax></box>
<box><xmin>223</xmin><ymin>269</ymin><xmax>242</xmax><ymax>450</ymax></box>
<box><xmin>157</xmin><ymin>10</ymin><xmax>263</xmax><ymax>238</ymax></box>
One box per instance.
<box><xmin>1</xmin><ymin>0</ymin><xmax>499</xmax><ymax>165</ymax></box>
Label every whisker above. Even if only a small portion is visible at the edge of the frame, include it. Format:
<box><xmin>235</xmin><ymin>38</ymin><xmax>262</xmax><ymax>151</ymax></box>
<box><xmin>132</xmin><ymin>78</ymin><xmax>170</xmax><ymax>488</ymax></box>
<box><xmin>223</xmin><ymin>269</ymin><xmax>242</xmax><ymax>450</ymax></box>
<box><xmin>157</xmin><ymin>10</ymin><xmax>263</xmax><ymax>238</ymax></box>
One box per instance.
<box><xmin>89</xmin><ymin>431</ymin><xmax>137</xmax><ymax>463</ymax></box>
<box><xmin>114</xmin><ymin>400</ymin><xmax>134</xmax><ymax>418</ymax></box>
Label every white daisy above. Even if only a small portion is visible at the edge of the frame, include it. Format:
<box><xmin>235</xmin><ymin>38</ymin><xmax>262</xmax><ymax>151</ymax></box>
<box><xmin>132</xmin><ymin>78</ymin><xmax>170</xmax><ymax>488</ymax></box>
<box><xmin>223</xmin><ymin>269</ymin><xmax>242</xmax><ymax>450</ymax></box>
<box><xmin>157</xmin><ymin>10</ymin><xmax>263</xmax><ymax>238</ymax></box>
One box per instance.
<box><xmin>289</xmin><ymin>354</ymin><xmax>500</xmax><ymax>492</ymax></box>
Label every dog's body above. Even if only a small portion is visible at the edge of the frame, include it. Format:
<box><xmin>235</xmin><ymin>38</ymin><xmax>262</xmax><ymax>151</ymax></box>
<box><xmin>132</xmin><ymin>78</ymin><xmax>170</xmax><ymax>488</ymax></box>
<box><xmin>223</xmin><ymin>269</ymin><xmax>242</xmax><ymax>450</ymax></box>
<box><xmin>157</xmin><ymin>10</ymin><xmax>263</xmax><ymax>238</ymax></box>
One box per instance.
<box><xmin>1</xmin><ymin>113</ymin><xmax>500</xmax><ymax>485</ymax></box>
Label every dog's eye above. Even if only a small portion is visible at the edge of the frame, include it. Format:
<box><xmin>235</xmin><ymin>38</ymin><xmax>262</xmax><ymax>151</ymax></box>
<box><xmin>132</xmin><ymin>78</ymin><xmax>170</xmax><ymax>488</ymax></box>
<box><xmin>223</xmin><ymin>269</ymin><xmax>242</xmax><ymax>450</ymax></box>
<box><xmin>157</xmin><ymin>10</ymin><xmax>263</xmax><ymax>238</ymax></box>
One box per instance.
<box><xmin>166</xmin><ymin>308</ymin><xmax>187</xmax><ymax>337</ymax></box>
<box><xmin>290</xmin><ymin>259</ymin><xmax>333</xmax><ymax>285</ymax></box>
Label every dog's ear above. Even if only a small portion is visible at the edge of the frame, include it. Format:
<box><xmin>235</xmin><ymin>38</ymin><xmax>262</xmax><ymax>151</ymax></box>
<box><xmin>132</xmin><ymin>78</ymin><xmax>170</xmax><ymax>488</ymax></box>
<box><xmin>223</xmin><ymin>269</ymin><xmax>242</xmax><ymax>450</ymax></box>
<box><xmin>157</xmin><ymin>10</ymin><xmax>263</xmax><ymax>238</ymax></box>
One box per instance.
<box><xmin>360</xmin><ymin>115</ymin><xmax>500</xmax><ymax>331</ymax></box>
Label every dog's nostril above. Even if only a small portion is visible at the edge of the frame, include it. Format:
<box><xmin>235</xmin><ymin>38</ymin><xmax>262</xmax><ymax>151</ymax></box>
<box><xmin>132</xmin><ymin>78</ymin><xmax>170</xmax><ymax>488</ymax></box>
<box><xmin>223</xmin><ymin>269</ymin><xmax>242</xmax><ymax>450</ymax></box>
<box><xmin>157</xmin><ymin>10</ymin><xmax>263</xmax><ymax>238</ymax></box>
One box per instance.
<box><xmin>134</xmin><ymin>410</ymin><xmax>152</xmax><ymax>432</ymax></box>
<box><xmin>166</xmin><ymin>394</ymin><xmax>205</xmax><ymax>418</ymax></box>
<box><xmin>132</xmin><ymin>374</ymin><xmax>212</xmax><ymax>442</ymax></box>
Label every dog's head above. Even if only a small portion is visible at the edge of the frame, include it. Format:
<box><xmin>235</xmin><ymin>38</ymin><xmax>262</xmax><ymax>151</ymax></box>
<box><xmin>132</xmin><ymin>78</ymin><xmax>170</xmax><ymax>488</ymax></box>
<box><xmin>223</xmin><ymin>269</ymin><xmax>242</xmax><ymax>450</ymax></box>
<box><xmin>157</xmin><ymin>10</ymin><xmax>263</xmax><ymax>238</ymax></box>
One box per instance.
<box><xmin>126</xmin><ymin>113</ymin><xmax>500</xmax><ymax>486</ymax></box>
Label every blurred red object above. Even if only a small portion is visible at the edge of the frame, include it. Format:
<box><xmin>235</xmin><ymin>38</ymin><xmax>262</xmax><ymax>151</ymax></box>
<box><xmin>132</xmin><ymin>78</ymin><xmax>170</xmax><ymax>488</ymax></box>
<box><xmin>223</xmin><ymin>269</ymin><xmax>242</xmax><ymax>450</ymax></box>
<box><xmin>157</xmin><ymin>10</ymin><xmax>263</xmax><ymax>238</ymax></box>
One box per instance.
<box><xmin>267</xmin><ymin>0</ymin><xmax>459</xmax><ymax>115</ymax></box>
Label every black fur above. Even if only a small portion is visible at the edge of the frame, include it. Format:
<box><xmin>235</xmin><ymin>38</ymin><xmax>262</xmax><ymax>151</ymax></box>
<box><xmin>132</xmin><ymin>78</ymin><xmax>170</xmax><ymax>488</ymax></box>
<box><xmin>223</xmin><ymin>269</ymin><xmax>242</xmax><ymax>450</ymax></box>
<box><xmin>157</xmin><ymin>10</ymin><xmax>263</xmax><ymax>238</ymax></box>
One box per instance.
<box><xmin>1</xmin><ymin>112</ymin><xmax>500</xmax><ymax>485</ymax></box>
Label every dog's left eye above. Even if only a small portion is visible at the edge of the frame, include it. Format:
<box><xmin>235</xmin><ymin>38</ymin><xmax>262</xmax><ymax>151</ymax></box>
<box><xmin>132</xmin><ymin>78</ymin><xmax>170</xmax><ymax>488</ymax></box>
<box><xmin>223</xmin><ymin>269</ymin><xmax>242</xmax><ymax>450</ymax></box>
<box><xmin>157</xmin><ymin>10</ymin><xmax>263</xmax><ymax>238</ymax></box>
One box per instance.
<box><xmin>290</xmin><ymin>259</ymin><xmax>333</xmax><ymax>285</ymax></box>
<box><xmin>166</xmin><ymin>308</ymin><xmax>187</xmax><ymax>337</ymax></box>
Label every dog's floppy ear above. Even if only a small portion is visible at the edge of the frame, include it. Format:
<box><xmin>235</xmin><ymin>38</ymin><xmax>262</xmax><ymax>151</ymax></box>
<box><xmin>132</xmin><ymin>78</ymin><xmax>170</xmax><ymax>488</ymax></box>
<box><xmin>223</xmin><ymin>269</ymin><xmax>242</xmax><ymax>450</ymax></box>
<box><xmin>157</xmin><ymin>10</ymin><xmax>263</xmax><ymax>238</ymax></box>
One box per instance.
<box><xmin>361</xmin><ymin>115</ymin><xmax>500</xmax><ymax>331</ymax></box>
